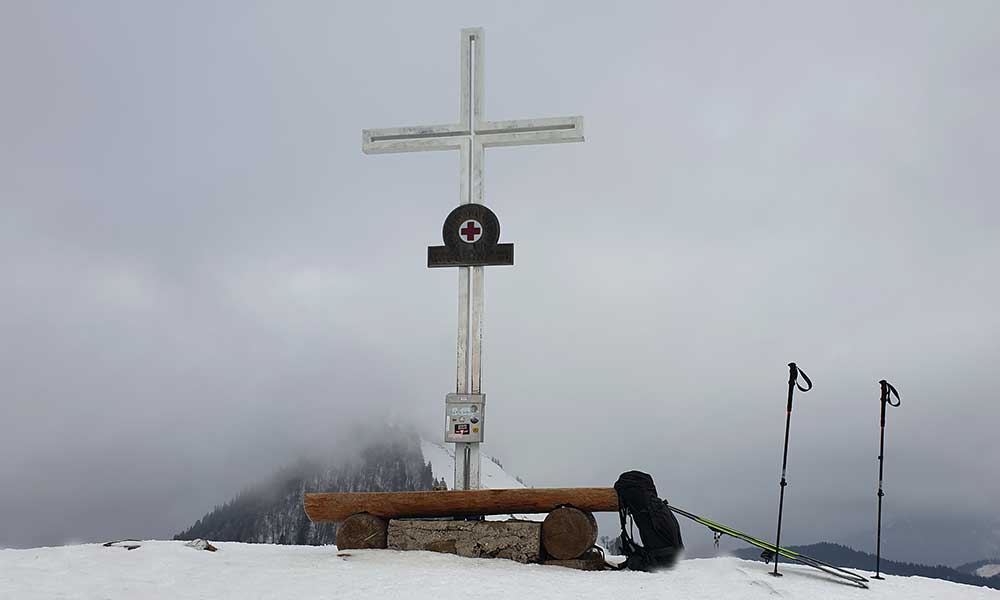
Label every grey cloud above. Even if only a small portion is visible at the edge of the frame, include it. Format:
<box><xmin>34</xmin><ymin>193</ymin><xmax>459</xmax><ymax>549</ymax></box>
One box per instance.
<box><xmin>1</xmin><ymin>1</ymin><xmax>997</xmax><ymax>557</ymax></box>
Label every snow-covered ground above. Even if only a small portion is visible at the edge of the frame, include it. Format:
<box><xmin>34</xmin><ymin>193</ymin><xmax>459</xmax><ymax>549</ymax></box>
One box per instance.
<box><xmin>2</xmin><ymin>541</ymin><xmax>998</xmax><ymax>600</ymax></box>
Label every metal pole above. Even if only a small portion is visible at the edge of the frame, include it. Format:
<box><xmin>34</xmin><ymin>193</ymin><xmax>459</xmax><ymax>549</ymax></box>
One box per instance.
<box><xmin>772</xmin><ymin>362</ymin><xmax>811</xmax><ymax>577</ymax></box>
<box><xmin>466</xmin><ymin>265</ymin><xmax>484</xmax><ymax>489</ymax></box>
<box><xmin>454</xmin><ymin>266</ymin><xmax>471</xmax><ymax>490</ymax></box>
<box><xmin>874</xmin><ymin>419</ymin><xmax>886</xmax><ymax>579</ymax></box>
<box><xmin>874</xmin><ymin>379</ymin><xmax>900</xmax><ymax>580</ymax></box>
<box><xmin>453</xmin><ymin>263</ymin><xmax>484</xmax><ymax>491</ymax></box>
<box><xmin>453</xmin><ymin>28</ymin><xmax>481</xmax><ymax>493</ymax></box>
<box><xmin>470</xmin><ymin>266</ymin><xmax>484</xmax><ymax>394</ymax></box>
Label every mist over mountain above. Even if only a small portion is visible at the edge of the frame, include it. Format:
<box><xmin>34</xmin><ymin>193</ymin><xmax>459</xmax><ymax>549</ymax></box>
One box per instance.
<box><xmin>957</xmin><ymin>558</ymin><xmax>1000</xmax><ymax>579</ymax></box>
<box><xmin>175</xmin><ymin>430</ymin><xmax>440</xmax><ymax>544</ymax></box>
<box><xmin>835</xmin><ymin>513</ymin><xmax>1000</xmax><ymax>567</ymax></box>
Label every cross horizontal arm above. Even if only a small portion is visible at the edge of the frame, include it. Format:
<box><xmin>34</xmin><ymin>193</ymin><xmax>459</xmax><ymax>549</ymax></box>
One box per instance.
<box><xmin>476</xmin><ymin>116</ymin><xmax>584</xmax><ymax>148</ymax></box>
<box><xmin>363</xmin><ymin>124</ymin><xmax>468</xmax><ymax>154</ymax></box>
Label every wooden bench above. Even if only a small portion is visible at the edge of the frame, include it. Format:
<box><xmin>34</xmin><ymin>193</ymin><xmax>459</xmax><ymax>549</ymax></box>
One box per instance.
<box><xmin>304</xmin><ymin>487</ymin><xmax>619</xmax><ymax>563</ymax></box>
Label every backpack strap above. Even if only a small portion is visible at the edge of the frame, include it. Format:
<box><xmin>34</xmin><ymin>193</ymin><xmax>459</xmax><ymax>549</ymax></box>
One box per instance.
<box><xmin>615</xmin><ymin>489</ymin><xmax>653</xmax><ymax>571</ymax></box>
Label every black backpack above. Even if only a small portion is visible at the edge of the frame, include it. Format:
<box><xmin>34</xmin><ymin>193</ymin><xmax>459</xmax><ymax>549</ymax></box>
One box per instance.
<box><xmin>614</xmin><ymin>470</ymin><xmax>684</xmax><ymax>571</ymax></box>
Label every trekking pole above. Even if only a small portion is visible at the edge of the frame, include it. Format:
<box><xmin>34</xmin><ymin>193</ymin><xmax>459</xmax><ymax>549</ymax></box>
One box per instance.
<box><xmin>771</xmin><ymin>362</ymin><xmax>812</xmax><ymax>577</ymax></box>
<box><xmin>873</xmin><ymin>379</ymin><xmax>900</xmax><ymax>580</ymax></box>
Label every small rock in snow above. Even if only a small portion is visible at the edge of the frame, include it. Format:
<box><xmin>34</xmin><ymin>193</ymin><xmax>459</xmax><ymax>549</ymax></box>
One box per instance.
<box><xmin>184</xmin><ymin>539</ymin><xmax>218</xmax><ymax>552</ymax></box>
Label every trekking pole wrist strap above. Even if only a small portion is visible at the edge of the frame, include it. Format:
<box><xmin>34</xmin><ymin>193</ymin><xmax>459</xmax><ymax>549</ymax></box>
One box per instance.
<box><xmin>880</xmin><ymin>380</ymin><xmax>900</xmax><ymax>407</ymax></box>
<box><xmin>878</xmin><ymin>379</ymin><xmax>900</xmax><ymax>426</ymax></box>
<box><xmin>788</xmin><ymin>362</ymin><xmax>813</xmax><ymax>393</ymax></box>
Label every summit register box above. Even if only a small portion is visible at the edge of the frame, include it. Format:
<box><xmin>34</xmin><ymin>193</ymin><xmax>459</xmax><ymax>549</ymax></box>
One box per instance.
<box><xmin>445</xmin><ymin>393</ymin><xmax>485</xmax><ymax>443</ymax></box>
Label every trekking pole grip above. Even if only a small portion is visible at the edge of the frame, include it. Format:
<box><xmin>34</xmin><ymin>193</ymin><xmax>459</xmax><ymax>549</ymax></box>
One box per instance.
<box><xmin>878</xmin><ymin>379</ymin><xmax>900</xmax><ymax>426</ymax></box>
<box><xmin>786</xmin><ymin>363</ymin><xmax>812</xmax><ymax>412</ymax></box>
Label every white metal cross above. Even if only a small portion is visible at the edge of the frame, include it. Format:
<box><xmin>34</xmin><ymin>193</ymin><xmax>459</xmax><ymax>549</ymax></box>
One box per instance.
<box><xmin>362</xmin><ymin>27</ymin><xmax>584</xmax><ymax>206</ymax></box>
<box><xmin>362</xmin><ymin>27</ymin><xmax>583</xmax><ymax>492</ymax></box>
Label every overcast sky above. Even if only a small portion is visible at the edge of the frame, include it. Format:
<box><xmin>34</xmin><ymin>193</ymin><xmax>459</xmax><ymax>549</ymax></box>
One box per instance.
<box><xmin>1</xmin><ymin>1</ymin><xmax>998</xmax><ymax>557</ymax></box>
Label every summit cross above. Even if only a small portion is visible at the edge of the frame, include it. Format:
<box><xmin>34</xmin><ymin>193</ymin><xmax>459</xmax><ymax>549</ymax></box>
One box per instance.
<box><xmin>362</xmin><ymin>27</ymin><xmax>584</xmax><ymax>492</ymax></box>
<box><xmin>362</xmin><ymin>27</ymin><xmax>584</xmax><ymax>206</ymax></box>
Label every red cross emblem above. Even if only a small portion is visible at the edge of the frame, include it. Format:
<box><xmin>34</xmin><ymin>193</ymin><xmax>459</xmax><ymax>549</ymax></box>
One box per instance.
<box><xmin>459</xmin><ymin>220</ymin><xmax>483</xmax><ymax>243</ymax></box>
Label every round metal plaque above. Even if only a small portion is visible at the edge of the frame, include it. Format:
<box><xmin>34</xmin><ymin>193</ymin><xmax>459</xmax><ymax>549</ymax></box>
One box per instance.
<box><xmin>442</xmin><ymin>204</ymin><xmax>501</xmax><ymax>259</ymax></box>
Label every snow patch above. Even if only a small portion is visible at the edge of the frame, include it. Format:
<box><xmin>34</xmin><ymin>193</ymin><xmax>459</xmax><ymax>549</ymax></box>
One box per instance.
<box><xmin>420</xmin><ymin>439</ymin><xmax>543</xmax><ymax>521</ymax></box>
<box><xmin>421</xmin><ymin>439</ymin><xmax>527</xmax><ymax>490</ymax></box>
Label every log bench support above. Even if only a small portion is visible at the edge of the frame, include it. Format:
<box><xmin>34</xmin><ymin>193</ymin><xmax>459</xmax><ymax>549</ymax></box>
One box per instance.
<box><xmin>541</xmin><ymin>507</ymin><xmax>599</xmax><ymax>560</ymax></box>
<box><xmin>388</xmin><ymin>519</ymin><xmax>542</xmax><ymax>563</ymax></box>
<box><xmin>335</xmin><ymin>513</ymin><xmax>389</xmax><ymax>550</ymax></box>
<box><xmin>544</xmin><ymin>548</ymin><xmax>609</xmax><ymax>571</ymax></box>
